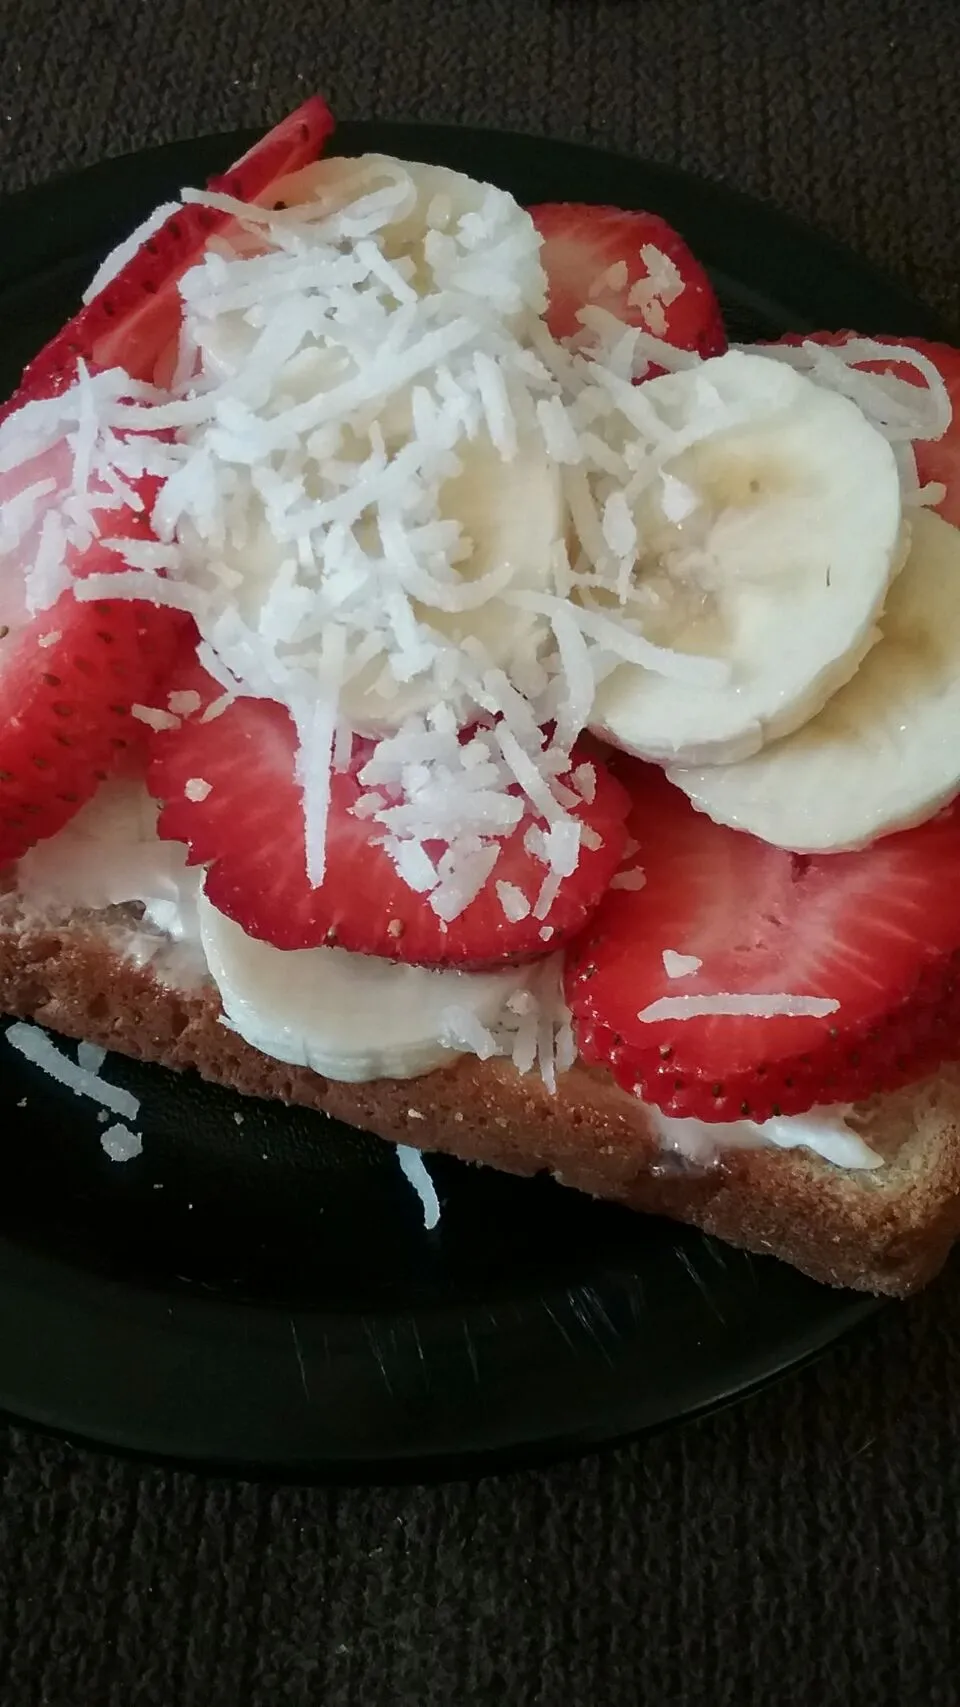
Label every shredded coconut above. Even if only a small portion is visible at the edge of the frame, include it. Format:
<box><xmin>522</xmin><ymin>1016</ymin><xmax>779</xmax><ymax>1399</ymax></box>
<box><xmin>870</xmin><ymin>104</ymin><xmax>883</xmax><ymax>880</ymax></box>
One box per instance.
<box><xmin>6</xmin><ymin>1023</ymin><xmax>140</xmax><ymax>1119</ymax></box>
<box><xmin>753</xmin><ymin>335</ymin><xmax>952</xmax><ymax>501</ymax></box>
<box><xmin>496</xmin><ymin>880</ymin><xmax>531</xmax><ymax>921</ymax></box>
<box><xmin>396</xmin><ymin>1144</ymin><xmax>441</xmax><ymax>1229</ymax></box>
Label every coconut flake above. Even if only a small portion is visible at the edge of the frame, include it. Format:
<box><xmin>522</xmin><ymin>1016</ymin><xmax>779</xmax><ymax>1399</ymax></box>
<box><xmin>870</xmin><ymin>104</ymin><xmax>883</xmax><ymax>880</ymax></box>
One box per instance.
<box><xmin>6</xmin><ymin>1023</ymin><xmax>140</xmax><ymax>1119</ymax></box>
<box><xmin>387</xmin><ymin>836</ymin><xmax>438</xmax><ymax>894</ymax></box>
<box><xmin>473</xmin><ymin>350</ymin><xmax>518</xmax><ymax>461</ymax></box>
<box><xmin>536</xmin><ymin>396</ymin><xmax>583</xmax><ymax>463</ymax></box>
<box><xmin>396</xmin><ymin>1144</ymin><xmax>441</xmax><ymax>1229</ymax></box>
<box><xmin>511</xmin><ymin>591</ymin><xmax>730</xmax><ymax>686</ymax></box>
<box><xmin>168</xmin><ymin>689</ymin><xmax>202</xmax><ymax>717</ymax></box>
<box><xmin>636</xmin><ymin>993</ymin><xmax>839</xmax><ymax>1022</ymax></box>
<box><xmin>755</xmin><ymin>336</ymin><xmax>952</xmax><ymax>448</ymax></box>
<box><xmin>571</xmin><ymin>763</ymin><xmax>596</xmax><ymax>804</ymax></box>
<box><xmin>610</xmin><ymin>867</ymin><xmax>646</xmax><ymax>891</ymax></box>
<box><xmin>601</xmin><ymin>489</ymin><xmax>637</xmax><ymax>560</ymax></box>
<box><xmin>100</xmin><ymin>1123</ymin><xmax>144</xmax><ymax>1163</ymax></box>
<box><xmin>533</xmin><ymin>866</ymin><xmax>564</xmax><ymax>920</ymax></box>
<box><xmin>132</xmin><ymin>704</ymin><xmax>181</xmax><ymax>733</ymax></box>
<box><xmin>496</xmin><ymin>880</ymin><xmax>531</xmax><ymax>921</ymax></box>
<box><xmin>662</xmin><ymin>950</ymin><xmax>702</xmax><ymax>979</ymax></box>
<box><xmin>73</xmin><ymin>570</ymin><xmax>208</xmax><ymax>616</ymax></box>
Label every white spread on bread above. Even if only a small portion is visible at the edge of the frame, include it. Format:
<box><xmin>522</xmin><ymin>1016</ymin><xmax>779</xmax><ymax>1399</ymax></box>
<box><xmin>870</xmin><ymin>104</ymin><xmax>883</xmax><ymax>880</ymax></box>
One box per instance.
<box><xmin>14</xmin><ymin>780</ymin><xmax>206</xmax><ymax>985</ymax></box>
<box><xmin>646</xmin><ymin>1103</ymin><xmax>880</xmax><ymax>1172</ymax></box>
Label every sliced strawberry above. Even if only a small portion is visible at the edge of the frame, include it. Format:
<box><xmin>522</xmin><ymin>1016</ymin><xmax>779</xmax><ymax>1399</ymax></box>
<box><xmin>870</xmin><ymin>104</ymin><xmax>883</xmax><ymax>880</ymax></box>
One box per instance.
<box><xmin>2</xmin><ymin>96</ymin><xmax>335</xmax><ymax>417</ymax></box>
<box><xmin>0</xmin><ymin>102</ymin><xmax>333</xmax><ymax>856</ymax></box>
<box><xmin>146</xmin><ymin>665</ymin><xmax>630</xmax><ymax>967</ymax></box>
<box><xmin>0</xmin><ymin>496</ymin><xmax>193</xmax><ymax>862</ymax></box>
<box><xmin>206</xmin><ymin>96</ymin><xmax>335</xmax><ymax>202</ymax></box>
<box><xmin>773</xmin><ymin>331</ymin><xmax>960</xmax><ymax>527</ymax></box>
<box><xmin>566</xmin><ymin>761</ymin><xmax>960</xmax><ymax>1123</ymax></box>
<box><xmin>529</xmin><ymin>203</ymin><xmax>726</xmax><ymax>359</ymax></box>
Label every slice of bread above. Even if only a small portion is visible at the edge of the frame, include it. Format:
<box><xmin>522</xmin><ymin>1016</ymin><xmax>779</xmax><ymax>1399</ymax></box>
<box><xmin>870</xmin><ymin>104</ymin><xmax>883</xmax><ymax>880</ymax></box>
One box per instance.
<box><xmin>2</xmin><ymin>887</ymin><xmax>959</xmax><ymax>1296</ymax></box>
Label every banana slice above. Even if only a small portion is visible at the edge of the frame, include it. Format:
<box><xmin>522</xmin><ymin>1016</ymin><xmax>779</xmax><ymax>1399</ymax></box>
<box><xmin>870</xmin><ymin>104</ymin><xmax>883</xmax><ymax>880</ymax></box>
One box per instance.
<box><xmin>269</xmin><ymin>152</ymin><xmax>543</xmax><ymax>317</ymax></box>
<box><xmin>590</xmin><ymin>351</ymin><xmax>904</xmax><ymax>765</ymax></box>
<box><xmin>192</xmin><ymin>154</ymin><xmax>562</xmax><ymax>730</ymax></box>
<box><xmin>198</xmin><ymin>891</ymin><xmax>523</xmax><ymax>1082</ymax></box>
<box><xmin>341</xmin><ymin>430</ymin><xmax>563</xmax><ymax>728</ymax></box>
<box><xmin>667</xmin><ymin>507</ymin><xmax>960</xmax><ymax>852</ymax></box>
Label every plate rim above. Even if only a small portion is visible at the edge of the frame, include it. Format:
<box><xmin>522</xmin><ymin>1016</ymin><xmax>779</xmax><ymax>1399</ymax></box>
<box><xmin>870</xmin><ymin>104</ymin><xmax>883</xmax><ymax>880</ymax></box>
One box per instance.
<box><xmin>0</xmin><ymin>121</ymin><xmax>923</xmax><ymax>1480</ymax></box>
<box><xmin>0</xmin><ymin>120</ymin><xmax>951</xmax><ymax>341</ymax></box>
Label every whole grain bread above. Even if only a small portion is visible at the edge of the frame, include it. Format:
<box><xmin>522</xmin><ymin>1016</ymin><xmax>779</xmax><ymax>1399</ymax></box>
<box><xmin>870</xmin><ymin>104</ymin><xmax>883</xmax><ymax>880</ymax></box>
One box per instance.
<box><xmin>2</xmin><ymin>889</ymin><xmax>959</xmax><ymax>1296</ymax></box>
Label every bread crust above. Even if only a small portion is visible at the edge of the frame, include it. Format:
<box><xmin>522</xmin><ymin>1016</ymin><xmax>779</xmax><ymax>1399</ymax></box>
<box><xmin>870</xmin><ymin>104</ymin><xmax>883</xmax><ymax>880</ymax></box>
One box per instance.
<box><xmin>2</xmin><ymin>897</ymin><xmax>960</xmax><ymax>1296</ymax></box>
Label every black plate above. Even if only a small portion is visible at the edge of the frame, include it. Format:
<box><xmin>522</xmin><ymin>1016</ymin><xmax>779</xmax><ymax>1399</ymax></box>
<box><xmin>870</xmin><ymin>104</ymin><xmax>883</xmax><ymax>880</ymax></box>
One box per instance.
<box><xmin>0</xmin><ymin>124</ymin><xmax>945</xmax><ymax>1481</ymax></box>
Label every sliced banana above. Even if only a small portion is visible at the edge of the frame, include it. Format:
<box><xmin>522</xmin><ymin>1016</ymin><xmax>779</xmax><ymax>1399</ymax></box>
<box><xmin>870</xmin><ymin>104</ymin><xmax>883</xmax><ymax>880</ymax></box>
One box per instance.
<box><xmin>341</xmin><ymin>430</ymin><xmax>563</xmax><ymax>728</ymax></box>
<box><xmin>667</xmin><ymin>506</ymin><xmax>960</xmax><ymax>852</ymax></box>
<box><xmin>590</xmin><ymin>350</ymin><xmax>905</xmax><ymax>765</ymax></box>
<box><xmin>198</xmin><ymin>891</ymin><xmax>523</xmax><ymax>1082</ymax></box>
<box><xmin>267</xmin><ymin>153</ymin><xmax>545</xmax><ymax>317</ymax></box>
<box><xmin>189</xmin><ymin>155</ymin><xmax>561</xmax><ymax>730</ymax></box>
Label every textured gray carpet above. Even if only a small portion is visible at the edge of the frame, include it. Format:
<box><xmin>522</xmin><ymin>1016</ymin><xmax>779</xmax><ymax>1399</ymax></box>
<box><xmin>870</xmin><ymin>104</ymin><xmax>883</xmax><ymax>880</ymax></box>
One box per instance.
<box><xmin>2</xmin><ymin>1</ymin><xmax>960</xmax><ymax>1702</ymax></box>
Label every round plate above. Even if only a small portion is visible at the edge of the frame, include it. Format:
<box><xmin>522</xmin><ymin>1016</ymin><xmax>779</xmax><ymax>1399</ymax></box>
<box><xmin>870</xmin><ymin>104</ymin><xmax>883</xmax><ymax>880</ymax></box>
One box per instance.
<box><xmin>0</xmin><ymin>123</ymin><xmax>943</xmax><ymax>1480</ymax></box>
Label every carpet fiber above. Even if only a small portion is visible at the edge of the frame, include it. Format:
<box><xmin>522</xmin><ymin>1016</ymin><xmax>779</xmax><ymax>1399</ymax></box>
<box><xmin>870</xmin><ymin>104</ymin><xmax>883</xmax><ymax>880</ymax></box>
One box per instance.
<box><xmin>1</xmin><ymin>1</ymin><xmax>960</xmax><ymax>1702</ymax></box>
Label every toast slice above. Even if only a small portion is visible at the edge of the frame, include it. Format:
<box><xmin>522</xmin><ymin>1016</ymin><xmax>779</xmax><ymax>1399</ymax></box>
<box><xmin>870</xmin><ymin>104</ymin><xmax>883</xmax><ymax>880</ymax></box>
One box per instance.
<box><xmin>2</xmin><ymin>886</ymin><xmax>960</xmax><ymax>1296</ymax></box>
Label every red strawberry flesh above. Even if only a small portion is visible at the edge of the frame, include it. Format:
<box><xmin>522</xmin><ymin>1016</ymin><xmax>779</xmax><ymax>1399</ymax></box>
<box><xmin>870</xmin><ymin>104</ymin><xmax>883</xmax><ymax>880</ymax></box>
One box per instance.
<box><xmin>566</xmin><ymin>761</ymin><xmax>960</xmax><ymax>1122</ymax></box>
<box><xmin>529</xmin><ymin>202</ymin><xmax>726</xmax><ymax>359</ymax></box>
<box><xmin>147</xmin><ymin>664</ymin><xmax>631</xmax><ymax>968</ymax></box>
<box><xmin>0</xmin><ymin>558</ymin><xmax>192</xmax><ymax>863</ymax></box>
<box><xmin>0</xmin><ymin>101</ymin><xmax>336</xmax><ymax>858</ymax></box>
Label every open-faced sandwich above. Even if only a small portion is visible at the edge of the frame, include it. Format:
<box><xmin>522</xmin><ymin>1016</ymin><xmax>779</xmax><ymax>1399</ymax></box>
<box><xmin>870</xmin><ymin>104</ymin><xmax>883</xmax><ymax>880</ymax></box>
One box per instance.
<box><xmin>3</xmin><ymin>95</ymin><xmax>960</xmax><ymax>1294</ymax></box>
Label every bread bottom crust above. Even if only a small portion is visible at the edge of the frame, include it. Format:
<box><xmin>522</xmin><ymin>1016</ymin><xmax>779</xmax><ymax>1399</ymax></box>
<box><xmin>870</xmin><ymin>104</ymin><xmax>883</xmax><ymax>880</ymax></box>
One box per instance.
<box><xmin>3</xmin><ymin>899</ymin><xmax>960</xmax><ymax>1295</ymax></box>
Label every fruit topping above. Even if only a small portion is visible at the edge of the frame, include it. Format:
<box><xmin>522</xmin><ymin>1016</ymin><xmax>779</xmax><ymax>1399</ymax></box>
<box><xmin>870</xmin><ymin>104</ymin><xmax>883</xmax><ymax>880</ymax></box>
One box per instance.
<box><xmin>588</xmin><ymin>350</ymin><xmax>903</xmax><ymax>766</ymax></box>
<box><xmin>668</xmin><ymin>507</ymin><xmax>960</xmax><ymax>851</ymax></box>
<box><xmin>147</xmin><ymin>663</ymin><xmax>630</xmax><ymax>967</ymax></box>
<box><xmin>566</xmin><ymin>761</ymin><xmax>960</xmax><ymax>1122</ymax></box>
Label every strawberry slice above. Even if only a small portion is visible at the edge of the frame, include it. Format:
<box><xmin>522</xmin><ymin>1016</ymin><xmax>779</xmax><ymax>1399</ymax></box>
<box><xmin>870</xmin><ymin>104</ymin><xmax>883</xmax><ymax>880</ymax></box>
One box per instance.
<box><xmin>566</xmin><ymin>761</ymin><xmax>960</xmax><ymax>1123</ymax></box>
<box><xmin>773</xmin><ymin>331</ymin><xmax>960</xmax><ymax>527</ymax></box>
<box><xmin>146</xmin><ymin>667</ymin><xmax>631</xmax><ymax>967</ymax></box>
<box><xmin>1</xmin><ymin>95</ymin><xmax>335</xmax><ymax>417</ymax></box>
<box><xmin>529</xmin><ymin>203</ymin><xmax>726</xmax><ymax>359</ymax></box>
<box><xmin>0</xmin><ymin>496</ymin><xmax>193</xmax><ymax>863</ymax></box>
<box><xmin>0</xmin><ymin>101</ymin><xmax>334</xmax><ymax>858</ymax></box>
